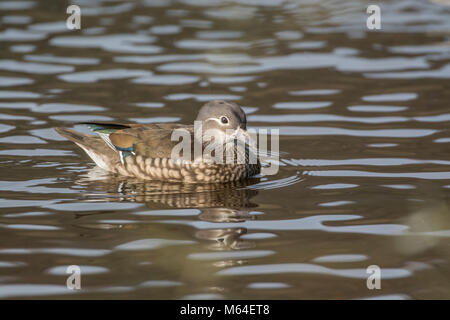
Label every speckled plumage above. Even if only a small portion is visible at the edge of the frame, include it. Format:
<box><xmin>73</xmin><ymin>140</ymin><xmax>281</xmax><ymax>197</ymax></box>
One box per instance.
<box><xmin>55</xmin><ymin>100</ymin><xmax>261</xmax><ymax>183</ymax></box>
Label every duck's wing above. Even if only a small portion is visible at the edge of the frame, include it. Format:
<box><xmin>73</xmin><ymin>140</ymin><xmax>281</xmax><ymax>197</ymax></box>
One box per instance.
<box><xmin>83</xmin><ymin>122</ymin><xmax>194</xmax><ymax>161</ymax></box>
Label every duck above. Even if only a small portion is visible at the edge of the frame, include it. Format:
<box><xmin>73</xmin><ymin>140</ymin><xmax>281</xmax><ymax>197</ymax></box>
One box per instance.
<box><xmin>55</xmin><ymin>100</ymin><xmax>261</xmax><ymax>183</ymax></box>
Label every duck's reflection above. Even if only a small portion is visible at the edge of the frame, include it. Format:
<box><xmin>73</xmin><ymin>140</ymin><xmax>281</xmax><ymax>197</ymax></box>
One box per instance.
<box><xmin>196</xmin><ymin>227</ymin><xmax>255</xmax><ymax>250</ymax></box>
<box><xmin>76</xmin><ymin>166</ymin><xmax>259</xmax><ymax>250</ymax></box>
<box><xmin>197</xmin><ymin>208</ymin><xmax>256</xmax><ymax>250</ymax></box>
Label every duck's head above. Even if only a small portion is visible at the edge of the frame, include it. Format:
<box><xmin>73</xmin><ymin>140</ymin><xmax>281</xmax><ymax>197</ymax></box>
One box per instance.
<box><xmin>195</xmin><ymin>100</ymin><xmax>249</xmax><ymax>145</ymax></box>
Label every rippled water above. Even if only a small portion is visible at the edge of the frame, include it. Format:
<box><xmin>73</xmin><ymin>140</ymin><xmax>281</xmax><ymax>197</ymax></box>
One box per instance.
<box><xmin>1</xmin><ymin>0</ymin><xmax>450</xmax><ymax>299</ymax></box>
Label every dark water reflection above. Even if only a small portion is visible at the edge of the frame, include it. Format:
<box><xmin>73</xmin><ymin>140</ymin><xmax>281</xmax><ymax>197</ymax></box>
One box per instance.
<box><xmin>0</xmin><ymin>0</ymin><xmax>450</xmax><ymax>299</ymax></box>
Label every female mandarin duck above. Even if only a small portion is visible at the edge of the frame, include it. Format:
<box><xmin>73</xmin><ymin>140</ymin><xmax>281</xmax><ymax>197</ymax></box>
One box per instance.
<box><xmin>55</xmin><ymin>100</ymin><xmax>260</xmax><ymax>183</ymax></box>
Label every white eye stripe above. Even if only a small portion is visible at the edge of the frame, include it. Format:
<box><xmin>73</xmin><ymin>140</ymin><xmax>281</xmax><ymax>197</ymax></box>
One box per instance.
<box><xmin>205</xmin><ymin>117</ymin><xmax>228</xmax><ymax>125</ymax></box>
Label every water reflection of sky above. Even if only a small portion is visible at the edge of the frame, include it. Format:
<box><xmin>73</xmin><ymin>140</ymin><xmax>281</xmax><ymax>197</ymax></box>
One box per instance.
<box><xmin>0</xmin><ymin>0</ymin><xmax>449</xmax><ymax>299</ymax></box>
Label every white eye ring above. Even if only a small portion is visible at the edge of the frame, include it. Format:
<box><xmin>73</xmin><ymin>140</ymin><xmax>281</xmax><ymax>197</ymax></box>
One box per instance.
<box><xmin>220</xmin><ymin>116</ymin><xmax>229</xmax><ymax>124</ymax></box>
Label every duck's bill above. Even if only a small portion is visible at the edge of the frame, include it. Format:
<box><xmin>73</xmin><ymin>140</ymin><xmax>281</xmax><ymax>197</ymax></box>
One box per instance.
<box><xmin>228</xmin><ymin>128</ymin><xmax>254</xmax><ymax>146</ymax></box>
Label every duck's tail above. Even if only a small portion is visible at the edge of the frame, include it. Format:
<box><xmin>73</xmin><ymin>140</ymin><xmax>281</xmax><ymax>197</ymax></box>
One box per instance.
<box><xmin>54</xmin><ymin>127</ymin><xmax>88</xmax><ymax>145</ymax></box>
<box><xmin>54</xmin><ymin>127</ymin><xmax>120</xmax><ymax>171</ymax></box>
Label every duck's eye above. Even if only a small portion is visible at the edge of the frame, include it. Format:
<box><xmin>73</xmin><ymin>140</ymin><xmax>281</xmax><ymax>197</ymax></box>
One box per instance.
<box><xmin>220</xmin><ymin>116</ymin><xmax>229</xmax><ymax>124</ymax></box>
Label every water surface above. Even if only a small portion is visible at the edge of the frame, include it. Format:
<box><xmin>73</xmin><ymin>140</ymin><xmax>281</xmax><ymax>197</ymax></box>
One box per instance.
<box><xmin>0</xmin><ymin>0</ymin><xmax>449</xmax><ymax>299</ymax></box>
